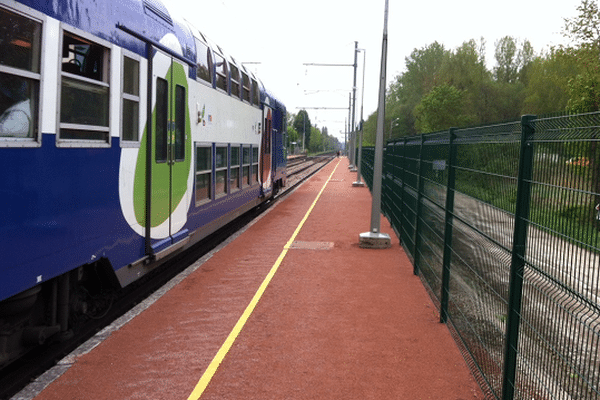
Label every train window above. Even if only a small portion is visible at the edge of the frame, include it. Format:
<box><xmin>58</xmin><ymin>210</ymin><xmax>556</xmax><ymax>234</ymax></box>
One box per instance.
<box><xmin>252</xmin><ymin>146</ymin><xmax>259</xmax><ymax>184</ymax></box>
<box><xmin>0</xmin><ymin>6</ymin><xmax>41</xmax><ymax>144</ymax></box>
<box><xmin>155</xmin><ymin>78</ymin><xmax>168</xmax><ymax>162</ymax></box>
<box><xmin>214</xmin><ymin>53</ymin><xmax>227</xmax><ymax>92</ymax></box>
<box><xmin>174</xmin><ymin>85</ymin><xmax>186</xmax><ymax>161</ymax></box>
<box><xmin>195</xmin><ymin>145</ymin><xmax>212</xmax><ymax>205</ymax></box>
<box><xmin>242</xmin><ymin>72</ymin><xmax>250</xmax><ymax>103</ymax></box>
<box><xmin>242</xmin><ymin>145</ymin><xmax>251</xmax><ymax>187</ymax></box>
<box><xmin>59</xmin><ymin>29</ymin><xmax>110</xmax><ymax>144</ymax></box>
<box><xmin>230</xmin><ymin>145</ymin><xmax>240</xmax><ymax>191</ymax></box>
<box><xmin>251</xmin><ymin>78</ymin><xmax>260</xmax><ymax>107</ymax></box>
<box><xmin>215</xmin><ymin>146</ymin><xmax>228</xmax><ymax>197</ymax></box>
<box><xmin>195</xmin><ymin>39</ymin><xmax>212</xmax><ymax>84</ymax></box>
<box><xmin>229</xmin><ymin>62</ymin><xmax>240</xmax><ymax>98</ymax></box>
<box><xmin>121</xmin><ymin>55</ymin><xmax>140</xmax><ymax>143</ymax></box>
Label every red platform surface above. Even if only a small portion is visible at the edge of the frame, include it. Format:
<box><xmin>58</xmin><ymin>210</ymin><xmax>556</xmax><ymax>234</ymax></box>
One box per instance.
<box><xmin>28</xmin><ymin>158</ymin><xmax>483</xmax><ymax>400</ymax></box>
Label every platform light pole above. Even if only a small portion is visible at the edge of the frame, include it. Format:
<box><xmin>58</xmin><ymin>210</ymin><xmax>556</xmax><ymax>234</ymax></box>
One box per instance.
<box><xmin>359</xmin><ymin>0</ymin><xmax>391</xmax><ymax>249</ymax></box>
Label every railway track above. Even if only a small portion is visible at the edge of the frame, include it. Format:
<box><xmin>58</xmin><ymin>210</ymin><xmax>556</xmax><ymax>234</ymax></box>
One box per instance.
<box><xmin>285</xmin><ymin>155</ymin><xmax>337</xmax><ymax>187</ymax></box>
<box><xmin>2</xmin><ymin>155</ymin><xmax>334</xmax><ymax>400</ymax></box>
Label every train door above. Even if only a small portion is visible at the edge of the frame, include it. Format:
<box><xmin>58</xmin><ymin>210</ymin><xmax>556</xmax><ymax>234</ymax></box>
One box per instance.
<box><xmin>261</xmin><ymin>106</ymin><xmax>273</xmax><ymax>194</ymax></box>
<box><xmin>150</xmin><ymin>50</ymin><xmax>191</xmax><ymax>241</ymax></box>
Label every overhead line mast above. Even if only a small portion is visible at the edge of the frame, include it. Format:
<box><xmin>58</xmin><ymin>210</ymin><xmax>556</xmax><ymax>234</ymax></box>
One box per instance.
<box><xmin>302</xmin><ymin>43</ymin><xmax>359</xmax><ymax>163</ymax></box>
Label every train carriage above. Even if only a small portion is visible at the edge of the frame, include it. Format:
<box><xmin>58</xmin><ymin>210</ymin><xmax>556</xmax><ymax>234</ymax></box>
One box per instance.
<box><xmin>0</xmin><ymin>0</ymin><xmax>286</xmax><ymax>367</ymax></box>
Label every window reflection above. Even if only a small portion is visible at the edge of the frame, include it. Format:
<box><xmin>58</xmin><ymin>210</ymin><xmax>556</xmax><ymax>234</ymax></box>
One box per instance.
<box><xmin>0</xmin><ymin>7</ymin><xmax>41</xmax><ymax>73</ymax></box>
<box><xmin>214</xmin><ymin>53</ymin><xmax>227</xmax><ymax>91</ymax></box>
<box><xmin>0</xmin><ymin>73</ymin><xmax>37</xmax><ymax>138</ymax></box>
<box><xmin>0</xmin><ymin>7</ymin><xmax>41</xmax><ymax>140</ymax></box>
<box><xmin>195</xmin><ymin>39</ymin><xmax>212</xmax><ymax>84</ymax></box>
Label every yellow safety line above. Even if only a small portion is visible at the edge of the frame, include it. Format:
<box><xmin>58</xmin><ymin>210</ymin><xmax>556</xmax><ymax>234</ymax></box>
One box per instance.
<box><xmin>187</xmin><ymin>159</ymin><xmax>341</xmax><ymax>400</ymax></box>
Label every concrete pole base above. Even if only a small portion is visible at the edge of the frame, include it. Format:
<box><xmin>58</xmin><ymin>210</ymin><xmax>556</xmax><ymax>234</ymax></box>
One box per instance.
<box><xmin>359</xmin><ymin>231</ymin><xmax>392</xmax><ymax>249</ymax></box>
<box><xmin>352</xmin><ymin>181</ymin><xmax>365</xmax><ymax>187</ymax></box>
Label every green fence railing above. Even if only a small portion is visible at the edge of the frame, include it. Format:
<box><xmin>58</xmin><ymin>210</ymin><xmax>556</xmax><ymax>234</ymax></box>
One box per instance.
<box><xmin>360</xmin><ymin>112</ymin><xmax>600</xmax><ymax>400</ymax></box>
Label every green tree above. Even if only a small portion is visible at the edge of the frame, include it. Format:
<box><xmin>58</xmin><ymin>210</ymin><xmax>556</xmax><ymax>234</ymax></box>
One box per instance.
<box><xmin>488</xmin><ymin>37</ymin><xmax>532</xmax><ymax>121</ymax></box>
<box><xmin>493</xmin><ymin>36</ymin><xmax>533</xmax><ymax>84</ymax></box>
<box><xmin>319</xmin><ymin>126</ymin><xmax>335</xmax><ymax>152</ymax></box>
<box><xmin>414</xmin><ymin>84</ymin><xmax>472</xmax><ymax>133</ymax></box>
<box><xmin>439</xmin><ymin>39</ymin><xmax>492</xmax><ymax>125</ymax></box>
<box><xmin>362</xmin><ymin>111</ymin><xmax>378</xmax><ymax>146</ymax></box>
<box><xmin>293</xmin><ymin>109</ymin><xmax>311</xmax><ymax>151</ymax></box>
<box><xmin>323</xmin><ymin>131</ymin><xmax>341</xmax><ymax>152</ymax></box>
<box><xmin>308</xmin><ymin>126</ymin><xmax>322</xmax><ymax>153</ymax></box>
<box><xmin>287</xmin><ymin>125</ymin><xmax>299</xmax><ymax>154</ymax></box>
<box><xmin>563</xmin><ymin>0</ymin><xmax>600</xmax><ymax>207</ymax></box>
<box><xmin>522</xmin><ymin>48</ymin><xmax>580</xmax><ymax>114</ymax></box>
<box><xmin>562</xmin><ymin>0</ymin><xmax>600</xmax><ymax>112</ymax></box>
<box><xmin>385</xmin><ymin>42</ymin><xmax>450</xmax><ymax>138</ymax></box>
<box><xmin>564</xmin><ymin>0</ymin><xmax>600</xmax><ymax>47</ymax></box>
<box><xmin>494</xmin><ymin>36</ymin><xmax>519</xmax><ymax>83</ymax></box>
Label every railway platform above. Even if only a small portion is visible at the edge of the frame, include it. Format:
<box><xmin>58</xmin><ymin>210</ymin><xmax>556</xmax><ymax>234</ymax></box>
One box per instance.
<box><xmin>17</xmin><ymin>157</ymin><xmax>483</xmax><ymax>400</ymax></box>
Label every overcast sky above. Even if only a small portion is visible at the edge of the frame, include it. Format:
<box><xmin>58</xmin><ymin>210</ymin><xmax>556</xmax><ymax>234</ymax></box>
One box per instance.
<box><xmin>166</xmin><ymin>0</ymin><xmax>583</xmax><ymax>141</ymax></box>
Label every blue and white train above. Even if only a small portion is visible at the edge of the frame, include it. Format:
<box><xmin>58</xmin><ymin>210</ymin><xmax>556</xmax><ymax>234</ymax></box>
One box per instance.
<box><xmin>0</xmin><ymin>0</ymin><xmax>287</xmax><ymax>367</ymax></box>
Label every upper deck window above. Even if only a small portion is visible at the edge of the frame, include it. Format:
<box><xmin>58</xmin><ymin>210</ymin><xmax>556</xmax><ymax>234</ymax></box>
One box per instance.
<box><xmin>242</xmin><ymin>72</ymin><xmax>250</xmax><ymax>103</ymax></box>
<box><xmin>214</xmin><ymin>52</ymin><xmax>227</xmax><ymax>92</ymax></box>
<box><xmin>195</xmin><ymin>39</ymin><xmax>212</xmax><ymax>84</ymax></box>
<box><xmin>251</xmin><ymin>78</ymin><xmax>260</xmax><ymax>106</ymax></box>
<box><xmin>59</xmin><ymin>29</ymin><xmax>110</xmax><ymax>145</ymax></box>
<box><xmin>0</xmin><ymin>6</ymin><xmax>41</xmax><ymax>144</ymax></box>
<box><xmin>230</xmin><ymin>62</ymin><xmax>240</xmax><ymax>98</ymax></box>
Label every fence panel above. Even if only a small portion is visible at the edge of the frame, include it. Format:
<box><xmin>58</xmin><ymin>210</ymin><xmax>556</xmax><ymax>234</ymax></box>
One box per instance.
<box><xmin>513</xmin><ymin>113</ymin><xmax>600</xmax><ymax>400</ymax></box>
<box><xmin>361</xmin><ymin>111</ymin><xmax>600</xmax><ymax>400</ymax></box>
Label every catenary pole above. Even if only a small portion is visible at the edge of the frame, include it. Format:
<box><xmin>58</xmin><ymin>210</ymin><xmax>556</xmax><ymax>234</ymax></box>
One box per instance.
<box><xmin>359</xmin><ymin>0</ymin><xmax>391</xmax><ymax>249</ymax></box>
<box><xmin>349</xmin><ymin>41</ymin><xmax>358</xmax><ymax>172</ymax></box>
<box><xmin>353</xmin><ymin>48</ymin><xmax>366</xmax><ymax>187</ymax></box>
<box><xmin>347</xmin><ymin>93</ymin><xmax>353</xmax><ymax>163</ymax></box>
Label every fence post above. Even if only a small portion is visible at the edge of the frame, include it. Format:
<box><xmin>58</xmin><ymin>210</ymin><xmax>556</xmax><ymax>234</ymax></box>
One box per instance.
<box><xmin>381</xmin><ymin>145</ymin><xmax>388</xmax><ymax>216</ymax></box>
<box><xmin>412</xmin><ymin>134</ymin><xmax>426</xmax><ymax>275</ymax></box>
<box><xmin>502</xmin><ymin>115</ymin><xmax>536</xmax><ymax>400</ymax></box>
<box><xmin>400</xmin><ymin>138</ymin><xmax>407</xmax><ymax>246</ymax></box>
<box><xmin>440</xmin><ymin>128</ymin><xmax>457</xmax><ymax>323</ymax></box>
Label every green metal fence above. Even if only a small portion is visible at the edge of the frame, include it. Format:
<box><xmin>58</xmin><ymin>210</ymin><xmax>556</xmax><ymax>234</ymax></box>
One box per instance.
<box><xmin>360</xmin><ymin>113</ymin><xmax>600</xmax><ymax>400</ymax></box>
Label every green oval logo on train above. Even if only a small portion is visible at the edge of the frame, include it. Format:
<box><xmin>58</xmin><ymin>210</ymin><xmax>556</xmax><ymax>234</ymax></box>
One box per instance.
<box><xmin>132</xmin><ymin>61</ymin><xmax>192</xmax><ymax>228</ymax></box>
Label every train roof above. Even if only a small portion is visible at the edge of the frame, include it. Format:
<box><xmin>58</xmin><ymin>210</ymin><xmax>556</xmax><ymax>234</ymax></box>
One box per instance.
<box><xmin>15</xmin><ymin>0</ymin><xmax>284</xmax><ymax>111</ymax></box>
<box><xmin>262</xmin><ymin>87</ymin><xmax>286</xmax><ymax>113</ymax></box>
